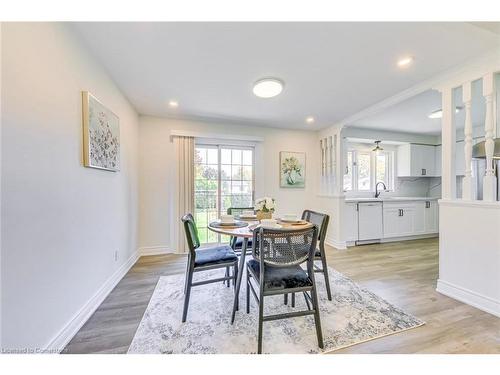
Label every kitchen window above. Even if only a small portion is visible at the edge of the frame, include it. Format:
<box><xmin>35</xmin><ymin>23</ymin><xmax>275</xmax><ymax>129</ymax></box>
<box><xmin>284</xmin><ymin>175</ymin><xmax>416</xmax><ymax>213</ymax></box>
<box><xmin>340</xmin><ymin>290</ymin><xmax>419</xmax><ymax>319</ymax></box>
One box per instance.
<box><xmin>194</xmin><ymin>145</ymin><xmax>254</xmax><ymax>244</ymax></box>
<box><xmin>344</xmin><ymin>149</ymin><xmax>394</xmax><ymax>192</ymax></box>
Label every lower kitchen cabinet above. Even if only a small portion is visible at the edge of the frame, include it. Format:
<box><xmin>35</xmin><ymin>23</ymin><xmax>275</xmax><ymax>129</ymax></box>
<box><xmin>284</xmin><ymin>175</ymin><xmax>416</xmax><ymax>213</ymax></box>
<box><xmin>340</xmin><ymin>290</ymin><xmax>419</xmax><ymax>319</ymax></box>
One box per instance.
<box><xmin>344</xmin><ymin>199</ymin><xmax>439</xmax><ymax>245</ymax></box>
<box><xmin>383</xmin><ymin>201</ymin><xmax>438</xmax><ymax>239</ymax></box>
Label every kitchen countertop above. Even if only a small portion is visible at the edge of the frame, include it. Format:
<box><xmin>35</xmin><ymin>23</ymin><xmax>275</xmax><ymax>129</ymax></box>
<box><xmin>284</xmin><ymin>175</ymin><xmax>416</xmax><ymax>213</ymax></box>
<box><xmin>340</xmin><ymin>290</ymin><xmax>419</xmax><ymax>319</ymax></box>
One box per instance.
<box><xmin>345</xmin><ymin>196</ymin><xmax>439</xmax><ymax>203</ymax></box>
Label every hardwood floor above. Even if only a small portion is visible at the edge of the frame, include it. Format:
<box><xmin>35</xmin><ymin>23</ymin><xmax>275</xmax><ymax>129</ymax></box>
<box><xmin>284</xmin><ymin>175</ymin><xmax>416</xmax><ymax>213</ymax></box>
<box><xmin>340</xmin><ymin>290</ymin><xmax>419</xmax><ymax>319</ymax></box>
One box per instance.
<box><xmin>63</xmin><ymin>238</ymin><xmax>500</xmax><ymax>354</ymax></box>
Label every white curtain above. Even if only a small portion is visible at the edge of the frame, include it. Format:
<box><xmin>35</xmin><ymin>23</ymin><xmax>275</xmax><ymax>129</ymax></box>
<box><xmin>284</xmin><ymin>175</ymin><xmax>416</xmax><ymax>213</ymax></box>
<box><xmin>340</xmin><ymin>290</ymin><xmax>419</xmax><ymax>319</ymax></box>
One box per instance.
<box><xmin>172</xmin><ymin>136</ymin><xmax>195</xmax><ymax>254</ymax></box>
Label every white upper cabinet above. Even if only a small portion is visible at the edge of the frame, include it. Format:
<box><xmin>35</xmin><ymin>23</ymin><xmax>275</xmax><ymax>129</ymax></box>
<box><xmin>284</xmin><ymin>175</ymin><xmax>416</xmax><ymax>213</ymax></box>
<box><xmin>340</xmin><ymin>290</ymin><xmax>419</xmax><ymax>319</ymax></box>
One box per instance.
<box><xmin>397</xmin><ymin>144</ymin><xmax>436</xmax><ymax>177</ymax></box>
<box><xmin>434</xmin><ymin>141</ymin><xmax>465</xmax><ymax>177</ymax></box>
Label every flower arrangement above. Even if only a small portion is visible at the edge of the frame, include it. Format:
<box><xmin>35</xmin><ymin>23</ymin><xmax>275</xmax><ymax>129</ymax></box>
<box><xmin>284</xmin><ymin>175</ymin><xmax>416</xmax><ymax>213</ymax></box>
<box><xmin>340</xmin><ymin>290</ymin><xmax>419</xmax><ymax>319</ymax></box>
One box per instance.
<box><xmin>254</xmin><ymin>197</ymin><xmax>276</xmax><ymax>220</ymax></box>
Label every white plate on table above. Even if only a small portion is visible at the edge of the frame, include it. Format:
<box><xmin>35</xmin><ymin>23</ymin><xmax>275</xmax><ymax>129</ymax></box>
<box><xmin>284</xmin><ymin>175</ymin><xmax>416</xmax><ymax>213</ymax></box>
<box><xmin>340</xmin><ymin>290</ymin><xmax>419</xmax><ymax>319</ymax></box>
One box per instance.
<box><xmin>219</xmin><ymin>221</ymin><xmax>238</xmax><ymax>226</ymax></box>
<box><xmin>260</xmin><ymin>224</ymin><xmax>283</xmax><ymax>229</ymax></box>
<box><xmin>279</xmin><ymin>217</ymin><xmax>305</xmax><ymax>223</ymax></box>
<box><xmin>238</xmin><ymin>214</ymin><xmax>257</xmax><ymax>219</ymax></box>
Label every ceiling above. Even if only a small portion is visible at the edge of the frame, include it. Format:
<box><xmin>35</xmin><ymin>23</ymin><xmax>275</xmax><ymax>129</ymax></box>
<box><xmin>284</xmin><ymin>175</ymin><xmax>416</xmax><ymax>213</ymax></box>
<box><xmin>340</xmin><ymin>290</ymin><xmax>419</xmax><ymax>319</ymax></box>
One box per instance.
<box><xmin>352</xmin><ymin>79</ymin><xmax>487</xmax><ymax>135</ymax></box>
<box><xmin>71</xmin><ymin>22</ymin><xmax>500</xmax><ymax>130</ymax></box>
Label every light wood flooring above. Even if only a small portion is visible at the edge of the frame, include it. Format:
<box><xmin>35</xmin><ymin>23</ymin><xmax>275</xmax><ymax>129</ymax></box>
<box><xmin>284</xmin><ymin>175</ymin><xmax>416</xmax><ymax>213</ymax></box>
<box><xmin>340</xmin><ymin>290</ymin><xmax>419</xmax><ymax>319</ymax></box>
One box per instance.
<box><xmin>64</xmin><ymin>238</ymin><xmax>500</xmax><ymax>354</ymax></box>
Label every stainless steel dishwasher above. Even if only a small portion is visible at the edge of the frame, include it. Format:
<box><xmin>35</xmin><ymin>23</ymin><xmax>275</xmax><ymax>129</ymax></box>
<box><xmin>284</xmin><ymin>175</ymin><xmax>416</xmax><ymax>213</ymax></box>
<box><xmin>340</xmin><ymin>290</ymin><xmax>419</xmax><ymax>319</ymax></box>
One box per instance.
<box><xmin>357</xmin><ymin>201</ymin><xmax>383</xmax><ymax>245</ymax></box>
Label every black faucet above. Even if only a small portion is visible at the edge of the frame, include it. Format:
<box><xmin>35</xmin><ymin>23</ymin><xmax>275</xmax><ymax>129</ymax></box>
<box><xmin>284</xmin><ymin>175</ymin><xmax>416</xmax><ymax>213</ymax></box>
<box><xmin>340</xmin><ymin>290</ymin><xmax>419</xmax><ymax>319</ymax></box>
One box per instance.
<box><xmin>375</xmin><ymin>181</ymin><xmax>387</xmax><ymax>198</ymax></box>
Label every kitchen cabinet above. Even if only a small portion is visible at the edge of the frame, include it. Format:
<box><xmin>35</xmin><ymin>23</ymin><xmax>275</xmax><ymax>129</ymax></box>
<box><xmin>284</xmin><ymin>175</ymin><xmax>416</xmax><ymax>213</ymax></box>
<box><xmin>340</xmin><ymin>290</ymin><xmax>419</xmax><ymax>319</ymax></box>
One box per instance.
<box><xmin>358</xmin><ymin>202</ymin><xmax>383</xmax><ymax>241</ymax></box>
<box><xmin>434</xmin><ymin>141</ymin><xmax>465</xmax><ymax>177</ymax></box>
<box><xmin>344</xmin><ymin>202</ymin><xmax>359</xmax><ymax>242</ymax></box>
<box><xmin>382</xmin><ymin>200</ymin><xmax>438</xmax><ymax>239</ymax></box>
<box><xmin>383</xmin><ymin>202</ymin><xmax>416</xmax><ymax>238</ymax></box>
<box><xmin>424</xmin><ymin>200</ymin><xmax>439</xmax><ymax>233</ymax></box>
<box><xmin>345</xmin><ymin>198</ymin><xmax>439</xmax><ymax>245</ymax></box>
<box><xmin>397</xmin><ymin>144</ymin><xmax>436</xmax><ymax>177</ymax></box>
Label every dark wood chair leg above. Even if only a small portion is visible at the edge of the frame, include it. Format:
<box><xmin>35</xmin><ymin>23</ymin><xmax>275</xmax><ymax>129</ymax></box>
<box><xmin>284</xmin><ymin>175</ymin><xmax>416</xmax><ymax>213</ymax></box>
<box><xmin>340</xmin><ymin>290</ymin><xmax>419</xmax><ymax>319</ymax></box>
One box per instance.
<box><xmin>291</xmin><ymin>292</ymin><xmax>295</xmax><ymax>307</ymax></box>
<box><xmin>183</xmin><ymin>256</ymin><xmax>191</xmax><ymax>294</ymax></box>
<box><xmin>226</xmin><ymin>266</ymin><xmax>230</xmax><ymax>287</ymax></box>
<box><xmin>257</xmin><ymin>289</ymin><xmax>264</xmax><ymax>354</ymax></box>
<box><xmin>246</xmin><ymin>268</ymin><xmax>250</xmax><ymax>314</ymax></box>
<box><xmin>182</xmin><ymin>265</ymin><xmax>194</xmax><ymax>322</ymax></box>
<box><xmin>284</xmin><ymin>293</ymin><xmax>288</xmax><ymax>305</ymax></box>
<box><xmin>233</xmin><ymin>262</ymin><xmax>238</xmax><ymax>289</ymax></box>
<box><xmin>311</xmin><ymin>285</ymin><xmax>324</xmax><ymax>349</ymax></box>
<box><xmin>320</xmin><ymin>254</ymin><xmax>332</xmax><ymax>301</ymax></box>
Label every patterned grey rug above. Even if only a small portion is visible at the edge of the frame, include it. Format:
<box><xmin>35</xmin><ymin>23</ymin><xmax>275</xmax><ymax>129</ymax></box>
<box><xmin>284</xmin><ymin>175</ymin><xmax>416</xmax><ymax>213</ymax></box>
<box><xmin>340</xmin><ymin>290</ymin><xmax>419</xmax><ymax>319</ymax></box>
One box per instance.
<box><xmin>128</xmin><ymin>267</ymin><xmax>424</xmax><ymax>354</ymax></box>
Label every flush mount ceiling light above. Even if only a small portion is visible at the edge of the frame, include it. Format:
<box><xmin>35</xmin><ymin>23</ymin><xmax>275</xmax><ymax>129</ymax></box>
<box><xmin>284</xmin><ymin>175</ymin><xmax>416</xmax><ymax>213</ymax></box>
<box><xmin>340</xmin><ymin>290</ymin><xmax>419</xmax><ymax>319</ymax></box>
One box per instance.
<box><xmin>306</xmin><ymin>116</ymin><xmax>315</xmax><ymax>124</ymax></box>
<box><xmin>168</xmin><ymin>100</ymin><xmax>179</xmax><ymax>108</ymax></box>
<box><xmin>428</xmin><ymin>106</ymin><xmax>462</xmax><ymax>119</ymax></box>
<box><xmin>397</xmin><ymin>56</ymin><xmax>414</xmax><ymax>68</ymax></box>
<box><xmin>373</xmin><ymin>140</ymin><xmax>384</xmax><ymax>153</ymax></box>
<box><xmin>253</xmin><ymin>78</ymin><xmax>284</xmax><ymax>98</ymax></box>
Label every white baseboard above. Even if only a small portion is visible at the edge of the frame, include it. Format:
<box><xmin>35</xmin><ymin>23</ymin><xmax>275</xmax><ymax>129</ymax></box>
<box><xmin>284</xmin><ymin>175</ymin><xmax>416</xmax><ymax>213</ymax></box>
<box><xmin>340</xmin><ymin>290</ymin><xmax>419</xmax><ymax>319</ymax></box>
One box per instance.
<box><xmin>138</xmin><ymin>246</ymin><xmax>175</xmax><ymax>256</ymax></box>
<box><xmin>325</xmin><ymin>237</ymin><xmax>347</xmax><ymax>250</ymax></box>
<box><xmin>380</xmin><ymin>233</ymin><xmax>438</xmax><ymax>243</ymax></box>
<box><xmin>45</xmin><ymin>251</ymin><xmax>140</xmax><ymax>353</ymax></box>
<box><xmin>436</xmin><ymin>279</ymin><xmax>500</xmax><ymax>318</ymax></box>
<box><xmin>345</xmin><ymin>233</ymin><xmax>438</xmax><ymax>248</ymax></box>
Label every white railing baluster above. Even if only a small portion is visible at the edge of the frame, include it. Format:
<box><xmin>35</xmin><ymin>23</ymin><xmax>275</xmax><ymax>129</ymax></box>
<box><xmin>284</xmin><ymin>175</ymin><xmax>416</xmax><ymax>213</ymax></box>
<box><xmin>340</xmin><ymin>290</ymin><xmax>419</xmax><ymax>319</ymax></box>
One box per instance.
<box><xmin>462</xmin><ymin>81</ymin><xmax>475</xmax><ymax>200</ymax></box>
<box><xmin>482</xmin><ymin>73</ymin><xmax>497</xmax><ymax>201</ymax></box>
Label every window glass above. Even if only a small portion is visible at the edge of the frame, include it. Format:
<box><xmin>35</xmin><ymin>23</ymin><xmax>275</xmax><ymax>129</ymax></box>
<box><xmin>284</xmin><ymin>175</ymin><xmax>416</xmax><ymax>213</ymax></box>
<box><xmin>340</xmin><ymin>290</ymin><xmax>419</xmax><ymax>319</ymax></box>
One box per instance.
<box><xmin>195</xmin><ymin>146</ymin><xmax>254</xmax><ymax>244</ymax></box>
<box><xmin>343</xmin><ymin>151</ymin><xmax>353</xmax><ymax>191</ymax></box>
<box><xmin>376</xmin><ymin>153</ymin><xmax>387</xmax><ymax>185</ymax></box>
<box><xmin>357</xmin><ymin>152</ymin><xmax>371</xmax><ymax>191</ymax></box>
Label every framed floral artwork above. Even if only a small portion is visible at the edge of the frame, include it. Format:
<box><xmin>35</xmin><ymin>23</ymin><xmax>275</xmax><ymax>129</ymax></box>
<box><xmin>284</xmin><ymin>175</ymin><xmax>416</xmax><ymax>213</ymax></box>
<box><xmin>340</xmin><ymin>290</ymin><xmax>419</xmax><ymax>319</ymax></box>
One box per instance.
<box><xmin>82</xmin><ymin>91</ymin><xmax>120</xmax><ymax>171</ymax></box>
<box><xmin>280</xmin><ymin>151</ymin><xmax>305</xmax><ymax>188</ymax></box>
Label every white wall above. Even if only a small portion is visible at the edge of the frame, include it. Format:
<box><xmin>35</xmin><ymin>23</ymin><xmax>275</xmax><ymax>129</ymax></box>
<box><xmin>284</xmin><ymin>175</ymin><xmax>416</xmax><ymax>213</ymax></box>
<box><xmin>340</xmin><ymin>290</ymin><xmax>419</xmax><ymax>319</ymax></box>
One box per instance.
<box><xmin>138</xmin><ymin>115</ymin><xmax>319</xmax><ymax>252</ymax></box>
<box><xmin>1</xmin><ymin>23</ymin><xmax>139</xmax><ymax>350</ymax></box>
<box><xmin>437</xmin><ymin>201</ymin><xmax>500</xmax><ymax>317</ymax></box>
<box><xmin>0</xmin><ymin>21</ymin><xmax>3</xmax><ymax>348</ymax></box>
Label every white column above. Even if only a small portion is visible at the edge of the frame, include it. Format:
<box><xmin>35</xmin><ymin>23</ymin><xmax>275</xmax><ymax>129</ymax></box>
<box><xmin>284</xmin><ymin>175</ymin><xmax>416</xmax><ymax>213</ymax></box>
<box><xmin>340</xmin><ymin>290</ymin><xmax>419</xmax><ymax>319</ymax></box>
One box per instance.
<box><xmin>327</xmin><ymin>136</ymin><xmax>334</xmax><ymax>194</ymax></box>
<box><xmin>461</xmin><ymin>81</ymin><xmax>475</xmax><ymax>200</ymax></box>
<box><xmin>335</xmin><ymin>129</ymin><xmax>345</xmax><ymax>196</ymax></box>
<box><xmin>441</xmin><ymin>87</ymin><xmax>456</xmax><ymax>199</ymax></box>
<box><xmin>482</xmin><ymin>73</ymin><xmax>497</xmax><ymax>201</ymax></box>
<box><xmin>319</xmin><ymin>138</ymin><xmax>325</xmax><ymax>194</ymax></box>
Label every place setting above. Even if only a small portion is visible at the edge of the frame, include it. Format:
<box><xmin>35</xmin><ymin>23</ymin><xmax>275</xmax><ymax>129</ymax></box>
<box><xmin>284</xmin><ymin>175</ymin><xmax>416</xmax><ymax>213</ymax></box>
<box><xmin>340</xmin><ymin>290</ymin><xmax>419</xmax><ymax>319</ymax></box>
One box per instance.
<box><xmin>209</xmin><ymin>214</ymin><xmax>249</xmax><ymax>229</ymax></box>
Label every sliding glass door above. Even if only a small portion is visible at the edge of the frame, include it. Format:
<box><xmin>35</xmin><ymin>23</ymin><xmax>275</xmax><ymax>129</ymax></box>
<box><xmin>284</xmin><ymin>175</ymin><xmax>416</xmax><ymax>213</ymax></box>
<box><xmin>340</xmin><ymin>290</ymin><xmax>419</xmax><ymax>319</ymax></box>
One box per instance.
<box><xmin>194</xmin><ymin>145</ymin><xmax>254</xmax><ymax>244</ymax></box>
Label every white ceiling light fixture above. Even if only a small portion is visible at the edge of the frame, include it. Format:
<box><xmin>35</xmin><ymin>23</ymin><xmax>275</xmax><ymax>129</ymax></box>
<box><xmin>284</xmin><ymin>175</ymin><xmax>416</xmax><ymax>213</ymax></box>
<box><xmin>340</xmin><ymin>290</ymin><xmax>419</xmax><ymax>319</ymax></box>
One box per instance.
<box><xmin>168</xmin><ymin>100</ymin><xmax>179</xmax><ymax>108</ymax></box>
<box><xmin>253</xmin><ymin>78</ymin><xmax>284</xmax><ymax>98</ymax></box>
<box><xmin>397</xmin><ymin>56</ymin><xmax>414</xmax><ymax>68</ymax></box>
<box><xmin>428</xmin><ymin>106</ymin><xmax>462</xmax><ymax>119</ymax></box>
<box><xmin>306</xmin><ymin>116</ymin><xmax>315</xmax><ymax>124</ymax></box>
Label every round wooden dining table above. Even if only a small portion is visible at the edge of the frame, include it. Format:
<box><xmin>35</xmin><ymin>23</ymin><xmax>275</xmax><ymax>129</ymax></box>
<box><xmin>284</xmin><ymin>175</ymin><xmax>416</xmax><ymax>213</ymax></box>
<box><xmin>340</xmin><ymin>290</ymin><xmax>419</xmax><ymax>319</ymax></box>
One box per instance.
<box><xmin>208</xmin><ymin>219</ymin><xmax>313</xmax><ymax>324</ymax></box>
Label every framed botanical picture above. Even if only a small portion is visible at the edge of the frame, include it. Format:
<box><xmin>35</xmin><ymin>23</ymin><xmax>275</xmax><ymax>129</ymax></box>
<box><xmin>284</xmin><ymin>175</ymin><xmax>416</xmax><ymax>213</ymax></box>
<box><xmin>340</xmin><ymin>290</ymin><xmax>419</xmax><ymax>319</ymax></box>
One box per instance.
<box><xmin>82</xmin><ymin>91</ymin><xmax>120</xmax><ymax>171</ymax></box>
<box><xmin>280</xmin><ymin>151</ymin><xmax>306</xmax><ymax>188</ymax></box>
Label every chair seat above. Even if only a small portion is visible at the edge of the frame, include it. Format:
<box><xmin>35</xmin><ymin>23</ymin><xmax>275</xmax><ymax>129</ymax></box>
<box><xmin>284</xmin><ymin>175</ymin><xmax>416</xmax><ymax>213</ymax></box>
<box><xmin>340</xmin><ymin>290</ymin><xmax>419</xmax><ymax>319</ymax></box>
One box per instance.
<box><xmin>247</xmin><ymin>259</ymin><xmax>313</xmax><ymax>290</ymax></box>
<box><xmin>233</xmin><ymin>237</ymin><xmax>252</xmax><ymax>250</ymax></box>
<box><xmin>195</xmin><ymin>245</ymin><xmax>238</xmax><ymax>266</ymax></box>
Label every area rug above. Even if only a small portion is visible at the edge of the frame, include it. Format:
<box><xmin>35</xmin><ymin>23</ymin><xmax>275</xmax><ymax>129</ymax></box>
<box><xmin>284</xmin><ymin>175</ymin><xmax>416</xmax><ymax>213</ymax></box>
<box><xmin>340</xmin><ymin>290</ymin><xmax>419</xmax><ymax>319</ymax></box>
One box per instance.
<box><xmin>128</xmin><ymin>267</ymin><xmax>424</xmax><ymax>354</ymax></box>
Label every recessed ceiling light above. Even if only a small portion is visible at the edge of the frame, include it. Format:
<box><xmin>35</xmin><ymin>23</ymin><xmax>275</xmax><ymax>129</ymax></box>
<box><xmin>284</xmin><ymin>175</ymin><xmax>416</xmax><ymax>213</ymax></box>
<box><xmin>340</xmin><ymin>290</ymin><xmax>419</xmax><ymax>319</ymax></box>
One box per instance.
<box><xmin>168</xmin><ymin>100</ymin><xmax>179</xmax><ymax>108</ymax></box>
<box><xmin>306</xmin><ymin>116</ymin><xmax>315</xmax><ymax>124</ymax></box>
<box><xmin>428</xmin><ymin>107</ymin><xmax>462</xmax><ymax>119</ymax></box>
<box><xmin>397</xmin><ymin>56</ymin><xmax>414</xmax><ymax>67</ymax></box>
<box><xmin>253</xmin><ymin>78</ymin><xmax>284</xmax><ymax>98</ymax></box>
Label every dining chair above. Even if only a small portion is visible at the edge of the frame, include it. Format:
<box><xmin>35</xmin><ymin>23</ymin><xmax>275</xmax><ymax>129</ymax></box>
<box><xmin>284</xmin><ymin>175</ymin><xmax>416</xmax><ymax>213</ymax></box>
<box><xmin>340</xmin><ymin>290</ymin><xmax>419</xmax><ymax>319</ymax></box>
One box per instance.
<box><xmin>226</xmin><ymin>207</ymin><xmax>255</xmax><ymax>252</ymax></box>
<box><xmin>302</xmin><ymin>210</ymin><xmax>332</xmax><ymax>301</ymax></box>
<box><xmin>246</xmin><ymin>225</ymin><xmax>323</xmax><ymax>354</ymax></box>
<box><xmin>181</xmin><ymin>213</ymin><xmax>239</xmax><ymax>322</ymax></box>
